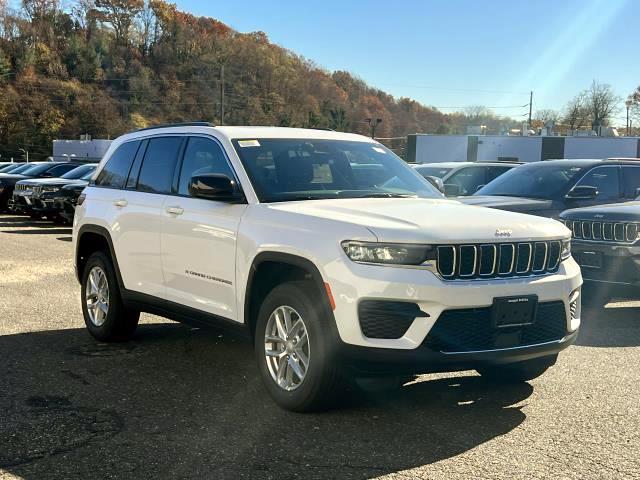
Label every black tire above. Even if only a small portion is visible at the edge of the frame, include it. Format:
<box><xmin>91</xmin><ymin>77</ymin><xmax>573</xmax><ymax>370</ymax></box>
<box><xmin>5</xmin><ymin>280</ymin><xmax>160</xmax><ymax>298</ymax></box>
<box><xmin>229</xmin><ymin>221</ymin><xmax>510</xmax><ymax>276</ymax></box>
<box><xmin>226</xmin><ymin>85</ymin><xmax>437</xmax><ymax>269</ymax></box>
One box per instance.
<box><xmin>80</xmin><ymin>251</ymin><xmax>139</xmax><ymax>342</ymax></box>
<box><xmin>476</xmin><ymin>354</ymin><xmax>557</xmax><ymax>384</ymax></box>
<box><xmin>254</xmin><ymin>281</ymin><xmax>342</xmax><ymax>412</ymax></box>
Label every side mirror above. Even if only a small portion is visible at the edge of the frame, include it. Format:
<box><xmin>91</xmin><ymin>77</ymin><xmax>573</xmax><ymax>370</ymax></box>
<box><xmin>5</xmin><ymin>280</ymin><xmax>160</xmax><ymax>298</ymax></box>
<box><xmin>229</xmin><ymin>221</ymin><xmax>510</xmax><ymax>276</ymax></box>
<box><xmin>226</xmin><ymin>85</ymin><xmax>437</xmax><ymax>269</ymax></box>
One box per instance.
<box><xmin>189</xmin><ymin>174</ymin><xmax>244</xmax><ymax>202</ymax></box>
<box><xmin>444</xmin><ymin>183</ymin><xmax>462</xmax><ymax>197</ymax></box>
<box><xmin>475</xmin><ymin>184</ymin><xmax>485</xmax><ymax>192</ymax></box>
<box><xmin>425</xmin><ymin>175</ymin><xmax>445</xmax><ymax>194</ymax></box>
<box><xmin>41</xmin><ymin>172</ymin><xmax>53</xmax><ymax>177</ymax></box>
<box><xmin>565</xmin><ymin>185</ymin><xmax>598</xmax><ymax>200</ymax></box>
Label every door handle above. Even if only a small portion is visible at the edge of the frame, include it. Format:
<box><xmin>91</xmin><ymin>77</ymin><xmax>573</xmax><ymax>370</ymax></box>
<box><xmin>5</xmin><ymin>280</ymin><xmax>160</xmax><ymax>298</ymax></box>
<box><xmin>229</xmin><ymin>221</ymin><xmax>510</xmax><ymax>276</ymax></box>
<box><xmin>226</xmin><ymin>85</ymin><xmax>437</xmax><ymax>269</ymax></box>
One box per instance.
<box><xmin>113</xmin><ymin>199</ymin><xmax>128</xmax><ymax>208</ymax></box>
<box><xmin>166</xmin><ymin>206</ymin><xmax>184</xmax><ymax>216</ymax></box>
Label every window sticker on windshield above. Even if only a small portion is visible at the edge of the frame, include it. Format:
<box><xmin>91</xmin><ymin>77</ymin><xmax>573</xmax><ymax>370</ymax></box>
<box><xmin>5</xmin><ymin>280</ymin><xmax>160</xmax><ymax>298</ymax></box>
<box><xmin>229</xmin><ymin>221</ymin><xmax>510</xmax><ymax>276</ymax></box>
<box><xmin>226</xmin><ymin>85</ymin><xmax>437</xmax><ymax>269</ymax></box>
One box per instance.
<box><xmin>238</xmin><ymin>140</ymin><xmax>260</xmax><ymax>148</ymax></box>
<box><xmin>372</xmin><ymin>146</ymin><xmax>385</xmax><ymax>153</ymax></box>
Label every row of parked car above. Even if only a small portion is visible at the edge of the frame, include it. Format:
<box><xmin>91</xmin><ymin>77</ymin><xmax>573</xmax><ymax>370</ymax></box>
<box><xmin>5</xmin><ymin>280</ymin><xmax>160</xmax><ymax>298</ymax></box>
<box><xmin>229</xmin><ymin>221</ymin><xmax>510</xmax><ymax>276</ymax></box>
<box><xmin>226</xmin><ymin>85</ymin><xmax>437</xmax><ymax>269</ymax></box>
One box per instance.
<box><xmin>0</xmin><ymin>161</ymin><xmax>96</xmax><ymax>223</ymax></box>
<box><xmin>414</xmin><ymin>158</ymin><xmax>640</xmax><ymax>304</ymax></box>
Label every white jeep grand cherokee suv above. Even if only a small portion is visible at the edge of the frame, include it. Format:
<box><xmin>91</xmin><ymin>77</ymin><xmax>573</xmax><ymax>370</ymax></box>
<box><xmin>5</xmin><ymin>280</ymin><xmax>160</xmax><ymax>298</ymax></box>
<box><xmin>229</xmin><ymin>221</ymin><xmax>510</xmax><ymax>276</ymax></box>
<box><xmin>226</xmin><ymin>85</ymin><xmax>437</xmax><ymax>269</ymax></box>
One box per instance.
<box><xmin>73</xmin><ymin>123</ymin><xmax>582</xmax><ymax>411</ymax></box>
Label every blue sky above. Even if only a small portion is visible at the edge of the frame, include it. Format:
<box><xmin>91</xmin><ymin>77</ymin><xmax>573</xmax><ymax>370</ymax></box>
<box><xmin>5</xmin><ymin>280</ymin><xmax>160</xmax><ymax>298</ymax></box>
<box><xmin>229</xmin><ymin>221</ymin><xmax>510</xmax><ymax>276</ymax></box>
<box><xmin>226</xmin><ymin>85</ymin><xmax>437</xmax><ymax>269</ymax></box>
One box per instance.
<box><xmin>175</xmin><ymin>0</ymin><xmax>636</xmax><ymax>123</ymax></box>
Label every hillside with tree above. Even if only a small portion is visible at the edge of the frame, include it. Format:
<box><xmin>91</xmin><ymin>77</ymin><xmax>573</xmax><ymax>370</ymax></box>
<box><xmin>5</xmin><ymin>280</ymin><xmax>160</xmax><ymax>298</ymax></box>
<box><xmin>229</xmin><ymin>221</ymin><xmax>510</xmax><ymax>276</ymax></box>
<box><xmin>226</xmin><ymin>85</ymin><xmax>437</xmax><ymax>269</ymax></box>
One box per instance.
<box><xmin>0</xmin><ymin>0</ymin><xmax>523</xmax><ymax>160</ymax></box>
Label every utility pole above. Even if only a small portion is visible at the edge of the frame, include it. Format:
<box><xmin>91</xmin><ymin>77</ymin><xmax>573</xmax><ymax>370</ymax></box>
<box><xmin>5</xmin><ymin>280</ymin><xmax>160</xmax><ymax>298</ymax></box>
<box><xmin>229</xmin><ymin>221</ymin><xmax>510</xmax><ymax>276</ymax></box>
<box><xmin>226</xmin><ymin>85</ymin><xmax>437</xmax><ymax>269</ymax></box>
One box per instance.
<box><xmin>219</xmin><ymin>65</ymin><xmax>225</xmax><ymax>126</ymax></box>
<box><xmin>366</xmin><ymin>118</ymin><xmax>382</xmax><ymax>138</ymax></box>
<box><xmin>528</xmin><ymin>91</ymin><xmax>533</xmax><ymax>127</ymax></box>
<box><xmin>626</xmin><ymin>100</ymin><xmax>631</xmax><ymax>136</ymax></box>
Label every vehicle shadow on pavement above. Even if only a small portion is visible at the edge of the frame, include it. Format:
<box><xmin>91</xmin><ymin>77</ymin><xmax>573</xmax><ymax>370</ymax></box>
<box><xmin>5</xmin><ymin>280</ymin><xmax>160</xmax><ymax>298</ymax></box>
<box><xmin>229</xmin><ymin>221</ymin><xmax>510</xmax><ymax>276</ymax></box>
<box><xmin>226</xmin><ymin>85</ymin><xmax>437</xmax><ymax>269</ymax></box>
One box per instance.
<box><xmin>577</xmin><ymin>304</ymin><xmax>640</xmax><ymax>348</ymax></box>
<box><xmin>2</xmin><ymin>227</ymin><xmax>72</xmax><ymax>235</ymax></box>
<box><xmin>0</xmin><ymin>324</ymin><xmax>532</xmax><ymax>479</ymax></box>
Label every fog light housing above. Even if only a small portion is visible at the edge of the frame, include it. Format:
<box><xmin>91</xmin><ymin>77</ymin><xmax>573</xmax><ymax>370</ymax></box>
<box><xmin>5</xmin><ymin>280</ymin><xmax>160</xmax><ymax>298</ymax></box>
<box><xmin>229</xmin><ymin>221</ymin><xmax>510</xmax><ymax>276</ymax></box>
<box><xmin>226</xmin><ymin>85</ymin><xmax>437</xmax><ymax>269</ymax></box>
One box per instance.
<box><xmin>568</xmin><ymin>287</ymin><xmax>581</xmax><ymax>331</ymax></box>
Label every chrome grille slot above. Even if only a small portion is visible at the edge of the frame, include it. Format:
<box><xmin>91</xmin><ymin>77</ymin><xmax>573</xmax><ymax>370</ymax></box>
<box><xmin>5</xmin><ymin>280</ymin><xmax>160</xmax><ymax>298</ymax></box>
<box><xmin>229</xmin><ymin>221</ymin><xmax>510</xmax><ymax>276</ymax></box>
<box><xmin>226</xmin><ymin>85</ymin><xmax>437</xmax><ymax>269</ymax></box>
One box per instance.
<box><xmin>603</xmin><ymin>223</ymin><xmax>613</xmax><ymax>240</ymax></box>
<box><xmin>614</xmin><ymin>223</ymin><xmax>625</xmax><ymax>242</ymax></box>
<box><xmin>626</xmin><ymin>224</ymin><xmax>638</xmax><ymax>243</ymax></box>
<box><xmin>572</xmin><ymin>221</ymin><xmax>582</xmax><ymax>239</ymax></box>
<box><xmin>581</xmin><ymin>221</ymin><xmax>592</xmax><ymax>240</ymax></box>
<box><xmin>478</xmin><ymin>245</ymin><xmax>497</xmax><ymax>276</ymax></box>
<box><xmin>498</xmin><ymin>244</ymin><xmax>515</xmax><ymax>275</ymax></box>
<box><xmin>436</xmin><ymin>241</ymin><xmax>561</xmax><ymax>281</ymax></box>
<box><xmin>592</xmin><ymin>222</ymin><xmax>602</xmax><ymax>240</ymax></box>
<box><xmin>532</xmin><ymin>242</ymin><xmax>547</xmax><ymax>272</ymax></box>
<box><xmin>458</xmin><ymin>245</ymin><xmax>477</xmax><ymax>277</ymax></box>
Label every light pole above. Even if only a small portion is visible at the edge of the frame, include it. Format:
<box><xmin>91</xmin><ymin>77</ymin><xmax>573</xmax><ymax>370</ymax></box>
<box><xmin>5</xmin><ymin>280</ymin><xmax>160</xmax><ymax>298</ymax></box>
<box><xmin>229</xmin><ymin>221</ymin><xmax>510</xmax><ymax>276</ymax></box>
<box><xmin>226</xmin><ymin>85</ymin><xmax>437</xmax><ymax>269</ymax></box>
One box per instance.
<box><xmin>19</xmin><ymin>148</ymin><xmax>28</xmax><ymax>163</ymax></box>
<box><xmin>365</xmin><ymin>118</ymin><xmax>382</xmax><ymax>139</ymax></box>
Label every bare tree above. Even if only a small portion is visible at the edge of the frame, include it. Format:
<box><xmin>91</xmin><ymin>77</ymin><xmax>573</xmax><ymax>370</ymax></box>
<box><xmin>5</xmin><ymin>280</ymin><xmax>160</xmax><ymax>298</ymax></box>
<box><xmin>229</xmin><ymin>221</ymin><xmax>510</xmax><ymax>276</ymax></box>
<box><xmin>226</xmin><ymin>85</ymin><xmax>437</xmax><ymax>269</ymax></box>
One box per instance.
<box><xmin>585</xmin><ymin>80</ymin><xmax>620</xmax><ymax>129</ymax></box>
<box><xmin>534</xmin><ymin>109</ymin><xmax>559</xmax><ymax>125</ymax></box>
<box><xmin>71</xmin><ymin>0</ymin><xmax>95</xmax><ymax>29</ymax></box>
<box><xmin>464</xmin><ymin>105</ymin><xmax>492</xmax><ymax>119</ymax></box>
<box><xmin>21</xmin><ymin>0</ymin><xmax>58</xmax><ymax>22</ymax></box>
<box><xmin>563</xmin><ymin>92</ymin><xmax>590</xmax><ymax>130</ymax></box>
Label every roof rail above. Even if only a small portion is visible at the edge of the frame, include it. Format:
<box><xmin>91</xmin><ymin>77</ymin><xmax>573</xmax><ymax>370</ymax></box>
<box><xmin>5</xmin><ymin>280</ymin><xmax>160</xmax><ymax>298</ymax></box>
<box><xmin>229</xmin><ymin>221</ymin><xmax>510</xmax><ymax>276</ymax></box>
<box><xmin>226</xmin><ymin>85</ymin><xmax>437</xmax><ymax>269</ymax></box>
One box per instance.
<box><xmin>132</xmin><ymin>122</ymin><xmax>214</xmax><ymax>133</ymax></box>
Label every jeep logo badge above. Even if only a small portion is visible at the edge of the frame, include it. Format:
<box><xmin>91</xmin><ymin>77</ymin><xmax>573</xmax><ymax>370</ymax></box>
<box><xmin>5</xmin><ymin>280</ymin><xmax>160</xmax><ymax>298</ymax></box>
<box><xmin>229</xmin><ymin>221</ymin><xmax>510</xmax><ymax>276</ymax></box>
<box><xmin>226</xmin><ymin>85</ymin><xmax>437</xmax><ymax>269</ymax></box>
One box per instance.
<box><xmin>495</xmin><ymin>228</ymin><xmax>513</xmax><ymax>237</ymax></box>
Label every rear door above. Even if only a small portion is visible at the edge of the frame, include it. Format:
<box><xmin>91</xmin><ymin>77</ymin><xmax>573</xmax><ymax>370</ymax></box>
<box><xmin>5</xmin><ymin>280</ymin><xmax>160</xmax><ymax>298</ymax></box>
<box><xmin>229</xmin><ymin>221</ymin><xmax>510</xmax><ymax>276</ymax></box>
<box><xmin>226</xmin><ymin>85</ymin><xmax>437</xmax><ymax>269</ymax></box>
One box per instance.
<box><xmin>116</xmin><ymin>136</ymin><xmax>185</xmax><ymax>299</ymax></box>
<box><xmin>160</xmin><ymin>136</ymin><xmax>246</xmax><ymax>320</ymax></box>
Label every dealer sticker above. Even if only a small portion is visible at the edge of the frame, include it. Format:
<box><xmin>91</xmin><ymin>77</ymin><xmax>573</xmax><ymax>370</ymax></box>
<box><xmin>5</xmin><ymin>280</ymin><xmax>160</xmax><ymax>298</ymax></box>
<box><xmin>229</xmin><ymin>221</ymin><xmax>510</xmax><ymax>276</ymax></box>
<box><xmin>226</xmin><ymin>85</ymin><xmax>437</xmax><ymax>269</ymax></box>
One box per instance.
<box><xmin>238</xmin><ymin>140</ymin><xmax>260</xmax><ymax>147</ymax></box>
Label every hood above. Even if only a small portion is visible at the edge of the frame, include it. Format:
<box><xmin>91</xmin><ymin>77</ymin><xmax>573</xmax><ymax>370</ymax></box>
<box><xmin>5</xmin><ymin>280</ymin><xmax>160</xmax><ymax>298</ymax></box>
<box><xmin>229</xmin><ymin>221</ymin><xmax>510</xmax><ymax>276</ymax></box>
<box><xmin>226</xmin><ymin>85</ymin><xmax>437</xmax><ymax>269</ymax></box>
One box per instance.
<box><xmin>561</xmin><ymin>201</ymin><xmax>640</xmax><ymax>222</ymax></box>
<box><xmin>0</xmin><ymin>174</ymin><xmax>29</xmax><ymax>185</ymax></box>
<box><xmin>267</xmin><ymin>197</ymin><xmax>568</xmax><ymax>243</ymax></box>
<box><xmin>62</xmin><ymin>181</ymin><xmax>89</xmax><ymax>192</ymax></box>
<box><xmin>25</xmin><ymin>177</ymin><xmax>88</xmax><ymax>187</ymax></box>
<box><xmin>459</xmin><ymin>195</ymin><xmax>553</xmax><ymax>213</ymax></box>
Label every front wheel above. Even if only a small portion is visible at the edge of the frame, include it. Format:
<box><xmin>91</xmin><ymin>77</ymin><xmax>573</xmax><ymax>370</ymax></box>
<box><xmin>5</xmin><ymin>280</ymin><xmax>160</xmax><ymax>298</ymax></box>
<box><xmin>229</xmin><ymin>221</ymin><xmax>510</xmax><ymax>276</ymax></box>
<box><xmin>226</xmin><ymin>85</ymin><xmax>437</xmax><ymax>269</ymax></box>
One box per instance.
<box><xmin>255</xmin><ymin>281</ymin><xmax>342</xmax><ymax>412</ymax></box>
<box><xmin>81</xmin><ymin>251</ymin><xmax>139</xmax><ymax>342</ymax></box>
<box><xmin>476</xmin><ymin>354</ymin><xmax>557</xmax><ymax>384</ymax></box>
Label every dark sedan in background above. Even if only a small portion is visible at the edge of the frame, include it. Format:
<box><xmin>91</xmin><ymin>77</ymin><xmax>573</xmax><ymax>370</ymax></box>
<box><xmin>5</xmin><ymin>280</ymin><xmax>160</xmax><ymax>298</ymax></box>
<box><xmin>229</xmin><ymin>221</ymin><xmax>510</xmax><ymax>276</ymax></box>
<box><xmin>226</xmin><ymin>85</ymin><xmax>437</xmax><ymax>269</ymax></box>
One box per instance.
<box><xmin>413</xmin><ymin>161</ymin><xmax>518</xmax><ymax>196</ymax></box>
<box><xmin>461</xmin><ymin>159</ymin><xmax>640</xmax><ymax>218</ymax></box>
<box><xmin>560</xmin><ymin>201</ymin><xmax>640</xmax><ymax>304</ymax></box>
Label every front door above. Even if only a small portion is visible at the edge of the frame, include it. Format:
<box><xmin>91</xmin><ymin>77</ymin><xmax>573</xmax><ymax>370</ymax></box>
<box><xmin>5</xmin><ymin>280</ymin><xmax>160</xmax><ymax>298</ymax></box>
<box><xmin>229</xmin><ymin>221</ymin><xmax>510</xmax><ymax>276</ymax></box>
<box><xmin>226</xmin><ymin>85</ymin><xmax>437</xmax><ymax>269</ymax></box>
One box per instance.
<box><xmin>160</xmin><ymin>136</ymin><xmax>246</xmax><ymax>321</ymax></box>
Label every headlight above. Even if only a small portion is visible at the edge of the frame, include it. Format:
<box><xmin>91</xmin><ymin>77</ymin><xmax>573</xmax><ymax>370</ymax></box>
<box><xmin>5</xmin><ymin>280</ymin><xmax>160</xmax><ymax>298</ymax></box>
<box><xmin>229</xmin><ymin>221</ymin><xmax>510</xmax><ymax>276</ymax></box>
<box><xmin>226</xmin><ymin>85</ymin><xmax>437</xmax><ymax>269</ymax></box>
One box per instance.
<box><xmin>561</xmin><ymin>239</ymin><xmax>571</xmax><ymax>260</ymax></box>
<box><xmin>341</xmin><ymin>241</ymin><xmax>433</xmax><ymax>265</ymax></box>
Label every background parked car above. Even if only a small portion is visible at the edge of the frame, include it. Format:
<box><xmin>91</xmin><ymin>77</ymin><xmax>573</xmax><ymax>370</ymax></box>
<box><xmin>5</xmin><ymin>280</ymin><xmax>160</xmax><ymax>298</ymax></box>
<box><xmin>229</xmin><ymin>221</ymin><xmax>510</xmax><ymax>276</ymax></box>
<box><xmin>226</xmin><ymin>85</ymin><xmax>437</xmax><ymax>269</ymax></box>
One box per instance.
<box><xmin>25</xmin><ymin>164</ymin><xmax>97</xmax><ymax>220</ymax></box>
<box><xmin>6</xmin><ymin>162</ymin><xmax>84</xmax><ymax>213</ymax></box>
<box><xmin>413</xmin><ymin>161</ymin><xmax>518</xmax><ymax>196</ymax></box>
<box><xmin>52</xmin><ymin>169</ymin><xmax>95</xmax><ymax>224</ymax></box>
<box><xmin>461</xmin><ymin>159</ymin><xmax>640</xmax><ymax>218</ymax></box>
<box><xmin>560</xmin><ymin>199</ymin><xmax>640</xmax><ymax>304</ymax></box>
<box><xmin>0</xmin><ymin>163</ymin><xmax>28</xmax><ymax>174</ymax></box>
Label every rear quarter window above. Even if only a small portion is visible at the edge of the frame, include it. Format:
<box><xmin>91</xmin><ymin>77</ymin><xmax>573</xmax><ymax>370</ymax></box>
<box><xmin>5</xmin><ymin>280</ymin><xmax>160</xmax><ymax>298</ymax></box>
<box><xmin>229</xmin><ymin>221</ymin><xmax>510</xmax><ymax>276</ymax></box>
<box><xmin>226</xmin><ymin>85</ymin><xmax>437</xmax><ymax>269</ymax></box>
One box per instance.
<box><xmin>95</xmin><ymin>141</ymin><xmax>141</xmax><ymax>189</ymax></box>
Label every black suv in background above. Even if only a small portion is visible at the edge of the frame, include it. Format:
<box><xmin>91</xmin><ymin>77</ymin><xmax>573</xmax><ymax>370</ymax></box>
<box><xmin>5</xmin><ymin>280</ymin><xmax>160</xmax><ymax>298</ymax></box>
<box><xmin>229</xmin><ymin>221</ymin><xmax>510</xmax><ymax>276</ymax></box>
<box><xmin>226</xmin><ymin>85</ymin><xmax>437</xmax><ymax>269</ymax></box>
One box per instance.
<box><xmin>560</xmin><ymin>200</ymin><xmax>640</xmax><ymax>303</ymax></box>
<box><xmin>461</xmin><ymin>159</ymin><xmax>640</xmax><ymax>218</ymax></box>
<box><xmin>22</xmin><ymin>164</ymin><xmax>96</xmax><ymax>220</ymax></box>
<box><xmin>413</xmin><ymin>161</ymin><xmax>518</xmax><ymax>196</ymax></box>
<box><xmin>5</xmin><ymin>162</ymin><xmax>83</xmax><ymax>213</ymax></box>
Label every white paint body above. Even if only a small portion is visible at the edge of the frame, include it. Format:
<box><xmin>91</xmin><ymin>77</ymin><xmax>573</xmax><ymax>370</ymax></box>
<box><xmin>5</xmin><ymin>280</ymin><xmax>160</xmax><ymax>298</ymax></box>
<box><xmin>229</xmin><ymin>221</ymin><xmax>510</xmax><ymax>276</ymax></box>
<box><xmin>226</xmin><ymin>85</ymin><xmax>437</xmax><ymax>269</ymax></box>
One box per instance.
<box><xmin>74</xmin><ymin>126</ymin><xmax>582</xmax><ymax>350</ymax></box>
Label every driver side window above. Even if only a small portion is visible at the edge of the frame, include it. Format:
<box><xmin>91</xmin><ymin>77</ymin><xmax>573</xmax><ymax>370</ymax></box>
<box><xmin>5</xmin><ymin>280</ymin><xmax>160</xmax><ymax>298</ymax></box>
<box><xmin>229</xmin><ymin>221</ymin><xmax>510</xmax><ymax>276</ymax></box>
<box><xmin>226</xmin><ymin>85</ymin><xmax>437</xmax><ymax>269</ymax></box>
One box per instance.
<box><xmin>178</xmin><ymin>137</ymin><xmax>234</xmax><ymax>196</ymax></box>
<box><xmin>575</xmin><ymin>167</ymin><xmax>620</xmax><ymax>201</ymax></box>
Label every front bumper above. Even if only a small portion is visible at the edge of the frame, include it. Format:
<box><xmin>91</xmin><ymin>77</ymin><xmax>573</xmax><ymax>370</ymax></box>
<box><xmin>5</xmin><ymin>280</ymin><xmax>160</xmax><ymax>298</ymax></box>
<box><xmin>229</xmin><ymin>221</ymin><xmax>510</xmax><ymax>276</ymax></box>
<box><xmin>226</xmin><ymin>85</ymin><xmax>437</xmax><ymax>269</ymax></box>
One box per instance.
<box><xmin>572</xmin><ymin>240</ymin><xmax>640</xmax><ymax>294</ymax></box>
<box><xmin>11</xmin><ymin>192</ymin><xmax>34</xmax><ymax>213</ymax></box>
<box><xmin>324</xmin><ymin>256</ymin><xmax>582</xmax><ymax>350</ymax></box>
<box><xmin>340</xmin><ymin>329</ymin><xmax>578</xmax><ymax>375</ymax></box>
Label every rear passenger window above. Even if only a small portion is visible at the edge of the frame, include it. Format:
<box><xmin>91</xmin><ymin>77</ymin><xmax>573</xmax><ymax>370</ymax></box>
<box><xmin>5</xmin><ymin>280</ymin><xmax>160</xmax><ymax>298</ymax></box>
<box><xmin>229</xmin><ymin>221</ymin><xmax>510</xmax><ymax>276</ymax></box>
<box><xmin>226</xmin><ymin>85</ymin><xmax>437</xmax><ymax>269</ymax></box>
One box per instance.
<box><xmin>622</xmin><ymin>166</ymin><xmax>640</xmax><ymax>198</ymax></box>
<box><xmin>178</xmin><ymin>137</ymin><xmax>234</xmax><ymax>196</ymax></box>
<box><xmin>576</xmin><ymin>167</ymin><xmax>620</xmax><ymax>201</ymax></box>
<box><xmin>95</xmin><ymin>141</ymin><xmax>141</xmax><ymax>189</ymax></box>
<box><xmin>45</xmin><ymin>164</ymin><xmax>79</xmax><ymax>177</ymax></box>
<box><xmin>137</xmin><ymin>137</ymin><xmax>183</xmax><ymax>194</ymax></box>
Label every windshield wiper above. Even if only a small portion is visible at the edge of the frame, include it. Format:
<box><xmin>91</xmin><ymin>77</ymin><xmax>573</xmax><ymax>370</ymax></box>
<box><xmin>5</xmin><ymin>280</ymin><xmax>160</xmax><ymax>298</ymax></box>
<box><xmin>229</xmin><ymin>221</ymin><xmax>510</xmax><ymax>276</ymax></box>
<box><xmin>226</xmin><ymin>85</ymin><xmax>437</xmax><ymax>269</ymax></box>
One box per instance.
<box><xmin>262</xmin><ymin>195</ymin><xmax>329</xmax><ymax>203</ymax></box>
<box><xmin>356</xmin><ymin>193</ymin><xmax>416</xmax><ymax>198</ymax></box>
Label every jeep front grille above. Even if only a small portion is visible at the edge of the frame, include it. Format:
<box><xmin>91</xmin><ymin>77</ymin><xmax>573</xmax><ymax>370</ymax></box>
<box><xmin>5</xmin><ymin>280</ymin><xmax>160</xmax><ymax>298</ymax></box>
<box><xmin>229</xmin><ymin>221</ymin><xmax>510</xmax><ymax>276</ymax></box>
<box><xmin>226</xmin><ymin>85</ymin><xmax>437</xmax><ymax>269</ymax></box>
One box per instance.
<box><xmin>564</xmin><ymin>219</ymin><xmax>639</xmax><ymax>244</ymax></box>
<box><xmin>436</xmin><ymin>241</ymin><xmax>561</xmax><ymax>280</ymax></box>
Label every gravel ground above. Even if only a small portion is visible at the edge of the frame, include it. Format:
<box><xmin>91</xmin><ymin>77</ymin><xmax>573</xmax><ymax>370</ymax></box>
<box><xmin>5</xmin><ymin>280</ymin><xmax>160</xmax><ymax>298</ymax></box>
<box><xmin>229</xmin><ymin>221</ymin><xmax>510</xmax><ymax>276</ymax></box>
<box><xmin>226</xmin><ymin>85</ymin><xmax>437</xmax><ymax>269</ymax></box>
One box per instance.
<box><xmin>0</xmin><ymin>214</ymin><xmax>639</xmax><ymax>480</ymax></box>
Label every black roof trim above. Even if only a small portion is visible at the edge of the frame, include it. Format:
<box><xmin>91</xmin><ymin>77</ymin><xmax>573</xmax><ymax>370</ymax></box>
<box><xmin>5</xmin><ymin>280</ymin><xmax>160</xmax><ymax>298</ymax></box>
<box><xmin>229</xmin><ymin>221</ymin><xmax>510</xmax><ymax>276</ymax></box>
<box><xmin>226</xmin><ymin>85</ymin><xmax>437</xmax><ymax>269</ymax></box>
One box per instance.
<box><xmin>132</xmin><ymin>122</ymin><xmax>214</xmax><ymax>133</ymax></box>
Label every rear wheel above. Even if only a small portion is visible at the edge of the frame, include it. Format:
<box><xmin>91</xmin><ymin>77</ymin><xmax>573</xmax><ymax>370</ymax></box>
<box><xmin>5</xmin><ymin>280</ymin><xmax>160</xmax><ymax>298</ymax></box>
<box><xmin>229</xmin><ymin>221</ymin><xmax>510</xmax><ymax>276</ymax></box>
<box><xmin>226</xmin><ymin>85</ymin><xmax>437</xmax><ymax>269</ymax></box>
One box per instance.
<box><xmin>255</xmin><ymin>281</ymin><xmax>342</xmax><ymax>412</ymax></box>
<box><xmin>81</xmin><ymin>251</ymin><xmax>139</xmax><ymax>342</ymax></box>
<box><xmin>476</xmin><ymin>355</ymin><xmax>557</xmax><ymax>383</ymax></box>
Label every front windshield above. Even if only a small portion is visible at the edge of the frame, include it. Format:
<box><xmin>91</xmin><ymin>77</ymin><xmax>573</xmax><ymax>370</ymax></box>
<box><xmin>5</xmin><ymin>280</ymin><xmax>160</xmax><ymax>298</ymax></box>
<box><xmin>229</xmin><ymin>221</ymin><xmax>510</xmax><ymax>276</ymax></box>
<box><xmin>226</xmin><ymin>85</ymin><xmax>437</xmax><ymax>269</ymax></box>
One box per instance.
<box><xmin>232</xmin><ymin>139</ymin><xmax>440</xmax><ymax>202</ymax></box>
<box><xmin>0</xmin><ymin>164</ymin><xmax>22</xmax><ymax>173</ymax></box>
<box><xmin>476</xmin><ymin>162</ymin><xmax>586</xmax><ymax>199</ymax></box>
<box><xmin>20</xmin><ymin>163</ymin><xmax>55</xmax><ymax>176</ymax></box>
<box><xmin>414</xmin><ymin>166</ymin><xmax>453</xmax><ymax>179</ymax></box>
<box><xmin>60</xmin><ymin>164</ymin><xmax>96</xmax><ymax>179</ymax></box>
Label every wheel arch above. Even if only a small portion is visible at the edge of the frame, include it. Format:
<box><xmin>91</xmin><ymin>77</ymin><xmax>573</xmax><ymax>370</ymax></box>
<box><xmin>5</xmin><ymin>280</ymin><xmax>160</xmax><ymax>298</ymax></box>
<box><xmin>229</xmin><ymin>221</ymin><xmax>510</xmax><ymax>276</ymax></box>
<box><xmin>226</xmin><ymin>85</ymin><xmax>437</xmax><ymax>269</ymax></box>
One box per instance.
<box><xmin>244</xmin><ymin>252</ymin><xmax>336</xmax><ymax>338</ymax></box>
<box><xmin>75</xmin><ymin>225</ymin><xmax>124</xmax><ymax>288</ymax></box>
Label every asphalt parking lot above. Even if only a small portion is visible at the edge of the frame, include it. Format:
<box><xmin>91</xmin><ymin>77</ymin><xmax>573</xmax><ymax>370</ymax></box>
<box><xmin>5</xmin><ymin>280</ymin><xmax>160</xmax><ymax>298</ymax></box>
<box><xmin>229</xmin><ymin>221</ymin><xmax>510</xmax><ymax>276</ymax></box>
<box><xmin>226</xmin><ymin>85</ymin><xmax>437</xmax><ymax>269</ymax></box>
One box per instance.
<box><xmin>0</xmin><ymin>214</ymin><xmax>639</xmax><ymax>480</ymax></box>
